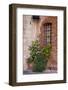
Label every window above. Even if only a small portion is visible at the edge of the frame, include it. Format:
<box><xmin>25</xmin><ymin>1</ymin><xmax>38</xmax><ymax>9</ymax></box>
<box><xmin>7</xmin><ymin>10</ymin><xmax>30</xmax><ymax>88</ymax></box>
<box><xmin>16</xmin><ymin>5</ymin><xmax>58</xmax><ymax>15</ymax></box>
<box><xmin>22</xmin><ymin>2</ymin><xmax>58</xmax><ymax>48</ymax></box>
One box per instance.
<box><xmin>44</xmin><ymin>23</ymin><xmax>52</xmax><ymax>45</ymax></box>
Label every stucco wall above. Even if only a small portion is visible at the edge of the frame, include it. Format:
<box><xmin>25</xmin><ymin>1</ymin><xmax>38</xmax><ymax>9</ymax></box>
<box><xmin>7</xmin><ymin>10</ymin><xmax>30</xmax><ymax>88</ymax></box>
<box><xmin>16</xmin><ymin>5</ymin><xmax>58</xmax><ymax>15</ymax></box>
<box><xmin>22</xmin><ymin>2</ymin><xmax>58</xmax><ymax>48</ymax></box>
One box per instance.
<box><xmin>23</xmin><ymin>15</ymin><xmax>39</xmax><ymax>70</ymax></box>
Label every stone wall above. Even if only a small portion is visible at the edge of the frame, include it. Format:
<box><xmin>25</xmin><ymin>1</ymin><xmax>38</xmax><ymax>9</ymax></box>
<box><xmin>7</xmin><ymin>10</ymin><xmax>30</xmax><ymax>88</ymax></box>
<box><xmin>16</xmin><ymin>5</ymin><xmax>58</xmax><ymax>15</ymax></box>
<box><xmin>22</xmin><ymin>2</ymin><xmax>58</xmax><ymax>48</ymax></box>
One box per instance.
<box><xmin>39</xmin><ymin>16</ymin><xmax>57</xmax><ymax>70</ymax></box>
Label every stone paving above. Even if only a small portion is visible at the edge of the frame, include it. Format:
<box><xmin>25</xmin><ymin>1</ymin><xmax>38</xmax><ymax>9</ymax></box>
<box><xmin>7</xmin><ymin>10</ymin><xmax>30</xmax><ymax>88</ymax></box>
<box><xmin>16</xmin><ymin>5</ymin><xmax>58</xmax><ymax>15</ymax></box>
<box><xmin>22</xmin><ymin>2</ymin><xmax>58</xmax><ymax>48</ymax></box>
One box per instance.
<box><xmin>23</xmin><ymin>69</ymin><xmax>57</xmax><ymax>75</ymax></box>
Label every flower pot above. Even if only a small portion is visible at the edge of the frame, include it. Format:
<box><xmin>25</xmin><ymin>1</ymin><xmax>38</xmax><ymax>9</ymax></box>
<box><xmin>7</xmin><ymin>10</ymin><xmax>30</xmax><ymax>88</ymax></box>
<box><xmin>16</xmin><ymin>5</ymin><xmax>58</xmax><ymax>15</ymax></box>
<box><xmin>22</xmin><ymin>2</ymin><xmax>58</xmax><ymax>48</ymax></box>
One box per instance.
<box><xmin>27</xmin><ymin>62</ymin><xmax>33</xmax><ymax>70</ymax></box>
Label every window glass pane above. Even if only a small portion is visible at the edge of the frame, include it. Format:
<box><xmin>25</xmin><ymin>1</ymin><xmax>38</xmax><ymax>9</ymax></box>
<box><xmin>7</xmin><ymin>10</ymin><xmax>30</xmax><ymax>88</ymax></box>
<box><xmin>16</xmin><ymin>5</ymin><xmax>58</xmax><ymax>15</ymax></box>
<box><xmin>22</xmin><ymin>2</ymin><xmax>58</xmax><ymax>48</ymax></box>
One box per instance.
<box><xmin>46</xmin><ymin>27</ymin><xmax>50</xmax><ymax>31</ymax></box>
<box><xmin>44</xmin><ymin>23</ymin><xmax>51</xmax><ymax>45</ymax></box>
<box><xmin>47</xmin><ymin>38</ymin><xmax>50</xmax><ymax>43</ymax></box>
<box><xmin>46</xmin><ymin>32</ymin><xmax>50</xmax><ymax>36</ymax></box>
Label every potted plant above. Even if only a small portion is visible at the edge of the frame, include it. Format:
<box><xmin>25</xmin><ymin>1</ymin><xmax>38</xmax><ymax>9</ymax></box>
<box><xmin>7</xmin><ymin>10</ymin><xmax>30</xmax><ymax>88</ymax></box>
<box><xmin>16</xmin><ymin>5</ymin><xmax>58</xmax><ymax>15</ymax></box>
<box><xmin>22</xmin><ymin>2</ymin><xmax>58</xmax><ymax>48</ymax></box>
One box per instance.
<box><xmin>27</xmin><ymin>40</ymin><xmax>51</xmax><ymax>72</ymax></box>
<box><xmin>27</xmin><ymin>57</ymin><xmax>33</xmax><ymax>70</ymax></box>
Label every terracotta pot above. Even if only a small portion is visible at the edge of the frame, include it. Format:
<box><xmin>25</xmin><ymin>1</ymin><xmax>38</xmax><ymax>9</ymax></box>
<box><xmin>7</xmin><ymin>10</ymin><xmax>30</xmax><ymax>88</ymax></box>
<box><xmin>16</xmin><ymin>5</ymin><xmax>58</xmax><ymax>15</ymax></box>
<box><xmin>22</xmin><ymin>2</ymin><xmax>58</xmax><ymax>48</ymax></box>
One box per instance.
<box><xmin>27</xmin><ymin>63</ymin><xmax>33</xmax><ymax>70</ymax></box>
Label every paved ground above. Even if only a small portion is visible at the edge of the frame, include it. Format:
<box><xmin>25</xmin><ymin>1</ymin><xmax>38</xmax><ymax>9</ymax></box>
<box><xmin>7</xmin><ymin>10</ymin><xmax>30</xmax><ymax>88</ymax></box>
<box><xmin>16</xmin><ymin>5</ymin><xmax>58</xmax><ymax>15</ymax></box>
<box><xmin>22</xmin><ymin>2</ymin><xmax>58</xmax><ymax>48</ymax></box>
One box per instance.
<box><xmin>23</xmin><ymin>69</ymin><xmax>57</xmax><ymax>75</ymax></box>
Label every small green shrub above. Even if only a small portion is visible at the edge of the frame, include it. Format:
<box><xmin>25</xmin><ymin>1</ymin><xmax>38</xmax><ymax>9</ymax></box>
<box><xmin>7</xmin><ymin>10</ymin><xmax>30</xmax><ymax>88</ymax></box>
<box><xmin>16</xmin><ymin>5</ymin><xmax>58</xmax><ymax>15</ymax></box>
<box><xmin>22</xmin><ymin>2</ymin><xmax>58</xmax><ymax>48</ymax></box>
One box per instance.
<box><xmin>42</xmin><ymin>44</ymin><xmax>52</xmax><ymax>59</ymax></box>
